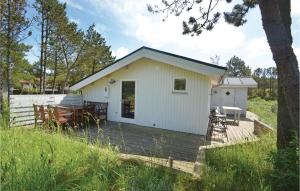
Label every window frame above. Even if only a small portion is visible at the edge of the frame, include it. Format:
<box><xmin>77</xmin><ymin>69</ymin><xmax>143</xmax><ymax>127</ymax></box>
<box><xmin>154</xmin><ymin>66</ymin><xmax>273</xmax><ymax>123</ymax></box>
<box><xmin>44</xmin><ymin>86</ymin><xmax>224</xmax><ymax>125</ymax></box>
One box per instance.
<box><xmin>172</xmin><ymin>77</ymin><xmax>187</xmax><ymax>93</ymax></box>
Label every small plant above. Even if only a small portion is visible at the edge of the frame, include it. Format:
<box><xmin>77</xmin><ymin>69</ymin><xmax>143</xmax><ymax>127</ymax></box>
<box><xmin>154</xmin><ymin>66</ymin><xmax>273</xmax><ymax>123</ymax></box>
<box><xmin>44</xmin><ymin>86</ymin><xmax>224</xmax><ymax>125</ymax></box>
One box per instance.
<box><xmin>268</xmin><ymin>133</ymin><xmax>299</xmax><ymax>191</ymax></box>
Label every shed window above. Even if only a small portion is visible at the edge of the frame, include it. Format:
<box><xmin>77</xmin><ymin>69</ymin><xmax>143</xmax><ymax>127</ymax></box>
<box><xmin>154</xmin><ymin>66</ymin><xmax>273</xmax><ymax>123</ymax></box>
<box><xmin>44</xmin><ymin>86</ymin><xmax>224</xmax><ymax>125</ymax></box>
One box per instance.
<box><xmin>173</xmin><ymin>78</ymin><xmax>186</xmax><ymax>92</ymax></box>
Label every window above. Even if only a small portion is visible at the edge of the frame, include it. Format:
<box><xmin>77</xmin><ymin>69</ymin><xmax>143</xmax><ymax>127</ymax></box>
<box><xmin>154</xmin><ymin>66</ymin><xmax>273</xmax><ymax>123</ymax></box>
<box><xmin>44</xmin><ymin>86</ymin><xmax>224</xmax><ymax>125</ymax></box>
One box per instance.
<box><xmin>173</xmin><ymin>78</ymin><xmax>186</xmax><ymax>92</ymax></box>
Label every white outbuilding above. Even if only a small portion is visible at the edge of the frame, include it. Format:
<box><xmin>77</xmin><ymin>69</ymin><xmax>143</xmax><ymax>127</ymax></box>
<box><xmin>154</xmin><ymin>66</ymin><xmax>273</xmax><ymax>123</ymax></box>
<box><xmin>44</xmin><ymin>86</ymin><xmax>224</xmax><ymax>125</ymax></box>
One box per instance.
<box><xmin>70</xmin><ymin>47</ymin><xmax>227</xmax><ymax>135</ymax></box>
<box><xmin>210</xmin><ymin>77</ymin><xmax>257</xmax><ymax>116</ymax></box>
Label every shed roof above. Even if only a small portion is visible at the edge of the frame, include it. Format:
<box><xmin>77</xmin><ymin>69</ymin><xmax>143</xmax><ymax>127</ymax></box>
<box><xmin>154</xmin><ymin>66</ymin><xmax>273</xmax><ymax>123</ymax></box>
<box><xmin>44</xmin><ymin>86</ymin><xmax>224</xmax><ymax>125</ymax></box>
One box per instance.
<box><xmin>220</xmin><ymin>77</ymin><xmax>257</xmax><ymax>88</ymax></box>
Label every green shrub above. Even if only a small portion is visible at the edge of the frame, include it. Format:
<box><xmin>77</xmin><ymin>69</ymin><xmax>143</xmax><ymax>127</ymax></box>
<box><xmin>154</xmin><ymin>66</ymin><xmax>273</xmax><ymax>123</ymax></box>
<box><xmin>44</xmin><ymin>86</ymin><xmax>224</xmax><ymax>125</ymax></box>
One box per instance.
<box><xmin>269</xmin><ymin>134</ymin><xmax>299</xmax><ymax>191</ymax></box>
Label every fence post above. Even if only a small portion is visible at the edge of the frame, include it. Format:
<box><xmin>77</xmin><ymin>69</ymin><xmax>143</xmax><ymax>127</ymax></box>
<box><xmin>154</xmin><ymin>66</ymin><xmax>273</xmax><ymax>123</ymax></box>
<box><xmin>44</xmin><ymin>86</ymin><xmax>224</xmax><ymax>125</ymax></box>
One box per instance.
<box><xmin>168</xmin><ymin>156</ymin><xmax>173</xmax><ymax>168</ymax></box>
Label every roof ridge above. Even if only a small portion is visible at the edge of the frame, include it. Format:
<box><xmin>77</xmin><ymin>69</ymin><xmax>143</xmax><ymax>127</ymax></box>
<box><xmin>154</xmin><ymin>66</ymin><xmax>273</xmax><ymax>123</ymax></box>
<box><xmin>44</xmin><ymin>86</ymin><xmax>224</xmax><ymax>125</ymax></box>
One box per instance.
<box><xmin>141</xmin><ymin>46</ymin><xmax>227</xmax><ymax>70</ymax></box>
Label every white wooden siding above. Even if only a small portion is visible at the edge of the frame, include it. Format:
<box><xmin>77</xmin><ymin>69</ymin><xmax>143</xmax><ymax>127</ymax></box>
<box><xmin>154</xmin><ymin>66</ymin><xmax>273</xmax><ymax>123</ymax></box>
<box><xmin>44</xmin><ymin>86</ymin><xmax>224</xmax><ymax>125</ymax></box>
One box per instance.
<box><xmin>210</xmin><ymin>87</ymin><xmax>248</xmax><ymax>115</ymax></box>
<box><xmin>82</xmin><ymin>58</ymin><xmax>211</xmax><ymax>135</ymax></box>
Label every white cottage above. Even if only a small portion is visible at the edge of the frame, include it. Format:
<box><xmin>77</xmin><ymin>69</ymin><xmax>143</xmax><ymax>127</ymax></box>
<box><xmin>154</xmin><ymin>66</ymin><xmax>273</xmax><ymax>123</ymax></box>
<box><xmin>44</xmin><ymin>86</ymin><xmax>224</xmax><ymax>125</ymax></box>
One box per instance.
<box><xmin>70</xmin><ymin>47</ymin><xmax>227</xmax><ymax>135</ymax></box>
<box><xmin>210</xmin><ymin>77</ymin><xmax>257</xmax><ymax>116</ymax></box>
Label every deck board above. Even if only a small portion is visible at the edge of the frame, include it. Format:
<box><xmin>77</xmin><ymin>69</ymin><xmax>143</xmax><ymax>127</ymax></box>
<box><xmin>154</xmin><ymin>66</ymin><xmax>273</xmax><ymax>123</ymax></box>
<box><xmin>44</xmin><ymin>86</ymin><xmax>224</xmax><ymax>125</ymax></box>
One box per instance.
<box><xmin>210</xmin><ymin>115</ymin><xmax>256</xmax><ymax>144</ymax></box>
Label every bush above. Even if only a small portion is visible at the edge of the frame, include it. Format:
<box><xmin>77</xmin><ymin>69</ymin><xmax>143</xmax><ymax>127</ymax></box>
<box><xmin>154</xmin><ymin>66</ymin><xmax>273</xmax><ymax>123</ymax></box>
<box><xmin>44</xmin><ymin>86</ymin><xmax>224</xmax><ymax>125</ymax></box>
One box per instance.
<box><xmin>269</xmin><ymin>134</ymin><xmax>299</xmax><ymax>191</ymax></box>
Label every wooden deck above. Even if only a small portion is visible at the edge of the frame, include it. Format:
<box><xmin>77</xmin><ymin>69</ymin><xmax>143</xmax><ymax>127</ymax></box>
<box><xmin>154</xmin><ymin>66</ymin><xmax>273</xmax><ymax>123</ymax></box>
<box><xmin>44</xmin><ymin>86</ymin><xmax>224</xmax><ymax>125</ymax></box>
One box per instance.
<box><xmin>77</xmin><ymin>112</ymin><xmax>256</xmax><ymax>163</ymax></box>
<box><xmin>209</xmin><ymin>112</ymin><xmax>257</xmax><ymax>144</ymax></box>
<box><xmin>78</xmin><ymin>122</ymin><xmax>206</xmax><ymax>162</ymax></box>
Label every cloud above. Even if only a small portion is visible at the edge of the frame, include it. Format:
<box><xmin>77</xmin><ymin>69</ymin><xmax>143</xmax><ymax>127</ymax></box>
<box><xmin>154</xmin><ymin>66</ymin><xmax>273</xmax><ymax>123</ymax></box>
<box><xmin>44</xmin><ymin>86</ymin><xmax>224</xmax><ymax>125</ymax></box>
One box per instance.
<box><xmin>94</xmin><ymin>23</ymin><xmax>107</xmax><ymax>33</ymax></box>
<box><xmin>88</xmin><ymin>0</ymin><xmax>299</xmax><ymax>69</ymax></box>
<box><xmin>70</xmin><ymin>18</ymin><xmax>80</xmax><ymax>24</ymax></box>
<box><xmin>134</xmin><ymin>15</ymin><xmax>245</xmax><ymax>54</ymax></box>
<box><xmin>112</xmin><ymin>47</ymin><xmax>129</xmax><ymax>59</ymax></box>
<box><xmin>245</xmin><ymin>37</ymin><xmax>271</xmax><ymax>59</ymax></box>
<box><xmin>291</xmin><ymin>0</ymin><xmax>300</xmax><ymax>27</ymax></box>
<box><xmin>291</xmin><ymin>0</ymin><xmax>300</xmax><ymax>16</ymax></box>
<box><xmin>294</xmin><ymin>48</ymin><xmax>300</xmax><ymax>60</ymax></box>
<box><xmin>89</xmin><ymin>0</ymin><xmax>244</xmax><ymax>53</ymax></box>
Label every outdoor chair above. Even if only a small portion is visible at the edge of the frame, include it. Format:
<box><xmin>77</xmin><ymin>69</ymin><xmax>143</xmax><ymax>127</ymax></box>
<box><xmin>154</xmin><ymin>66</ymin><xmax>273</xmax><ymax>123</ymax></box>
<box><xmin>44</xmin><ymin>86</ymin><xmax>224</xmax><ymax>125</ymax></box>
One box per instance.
<box><xmin>84</xmin><ymin>101</ymin><xmax>108</xmax><ymax>122</ymax></box>
<box><xmin>50</xmin><ymin>106</ymin><xmax>73</xmax><ymax>127</ymax></box>
<box><xmin>209</xmin><ymin>107</ymin><xmax>228</xmax><ymax>139</ymax></box>
<box><xmin>33</xmin><ymin>104</ymin><xmax>43</xmax><ymax>127</ymax></box>
<box><xmin>83</xmin><ymin>101</ymin><xmax>96</xmax><ymax>118</ymax></box>
<box><xmin>96</xmin><ymin>102</ymin><xmax>108</xmax><ymax>121</ymax></box>
<box><xmin>33</xmin><ymin>104</ymin><xmax>50</xmax><ymax>128</ymax></box>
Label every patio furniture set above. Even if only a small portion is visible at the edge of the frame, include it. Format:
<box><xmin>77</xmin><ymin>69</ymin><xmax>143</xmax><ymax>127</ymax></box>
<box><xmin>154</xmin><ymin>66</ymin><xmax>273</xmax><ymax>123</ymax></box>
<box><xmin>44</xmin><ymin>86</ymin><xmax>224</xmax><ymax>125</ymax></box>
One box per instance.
<box><xmin>208</xmin><ymin>106</ymin><xmax>242</xmax><ymax>141</ymax></box>
<box><xmin>33</xmin><ymin>101</ymin><xmax>108</xmax><ymax>128</ymax></box>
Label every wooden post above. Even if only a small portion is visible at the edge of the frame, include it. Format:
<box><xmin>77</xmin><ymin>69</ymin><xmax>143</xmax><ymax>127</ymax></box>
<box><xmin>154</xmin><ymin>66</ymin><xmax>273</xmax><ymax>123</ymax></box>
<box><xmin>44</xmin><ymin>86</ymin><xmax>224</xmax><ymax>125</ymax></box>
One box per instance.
<box><xmin>168</xmin><ymin>156</ymin><xmax>173</xmax><ymax>168</ymax></box>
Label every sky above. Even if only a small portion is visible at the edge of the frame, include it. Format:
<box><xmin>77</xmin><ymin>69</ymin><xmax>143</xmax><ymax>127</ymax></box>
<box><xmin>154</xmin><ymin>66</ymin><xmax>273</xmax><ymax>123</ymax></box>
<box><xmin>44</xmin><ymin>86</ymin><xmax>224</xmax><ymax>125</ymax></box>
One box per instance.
<box><xmin>25</xmin><ymin>0</ymin><xmax>300</xmax><ymax>70</ymax></box>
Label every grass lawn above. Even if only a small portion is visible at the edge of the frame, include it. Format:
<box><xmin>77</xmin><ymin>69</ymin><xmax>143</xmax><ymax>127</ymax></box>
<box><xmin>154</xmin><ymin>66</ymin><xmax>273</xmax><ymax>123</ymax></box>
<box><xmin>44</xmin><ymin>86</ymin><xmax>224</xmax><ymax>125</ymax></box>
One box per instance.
<box><xmin>0</xmin><ymin>128</ymin><xmax>201</xmax><ymax>191</ymax></box>
<box><xmin>248</xmin><ymin>97</ymin><xmax>277</xmax><ymax>128</ymax></box>
<box><xmin>202</xmin><ymin>133</ymin><xmax>276</xmax><ymax>191</ymax></box>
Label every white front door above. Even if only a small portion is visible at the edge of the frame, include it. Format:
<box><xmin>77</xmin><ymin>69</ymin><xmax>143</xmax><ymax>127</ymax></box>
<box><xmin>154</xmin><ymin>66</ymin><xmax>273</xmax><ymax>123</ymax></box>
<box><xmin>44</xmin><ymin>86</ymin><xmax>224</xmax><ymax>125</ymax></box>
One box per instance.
<box><xmin>120</xmin><ymin>80</ymin><xmax>136</xmax><ymax>123</ymax></box>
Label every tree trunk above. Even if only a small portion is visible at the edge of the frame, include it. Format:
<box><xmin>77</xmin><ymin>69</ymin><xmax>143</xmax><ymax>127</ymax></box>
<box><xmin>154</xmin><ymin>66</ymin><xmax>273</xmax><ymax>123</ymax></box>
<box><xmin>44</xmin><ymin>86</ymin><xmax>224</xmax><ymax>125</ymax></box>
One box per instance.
<box><xmin>43</xmin><ymin>15</ymin><xmax>49</xmax><ymax>93</ymax></box>
<box><xmin>61</xmin><ymin>69</ymin><xmax>70</xmax><ymax>94</ymax></box>
<box><xmin>6</xmin><ymin>0</ymin><xmax>12</xmax><ymax>117</ymax></box>
<box><xmin>52</xmin><ymin>49</ymin><xmax>58</xmax><ymax>94</ymax></box>
<box><xmin>91</xmin><ymin>59</ymin><xmax>95</xmax><ymax>74</ymax></box>
<box><xmin>39</xmin><ymin>5</ymin><xmax>45</xmax><ymax>94</ymax></box>
<box><xmin>0</xmin><ymin>56</ymin><xmax>3</xmax><ymax>113</ymax></box>
<box><xmin>269</xmin><ymin>77</ymin><xmax>272</xmax><ymax>97</ymax></box>
<box><xmin>258</xmin><ymin>0</ymin><xmax>299</xmax><ymax>148</ymax></box>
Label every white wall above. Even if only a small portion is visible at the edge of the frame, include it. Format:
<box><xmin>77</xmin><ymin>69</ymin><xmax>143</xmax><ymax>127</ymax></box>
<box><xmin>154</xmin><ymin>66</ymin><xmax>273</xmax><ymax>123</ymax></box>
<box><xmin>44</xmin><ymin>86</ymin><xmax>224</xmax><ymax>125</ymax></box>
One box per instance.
<box><xmin>210</xmin><ymin>86</ymin><xmax>248</xmax><ymax>115</ymax></box>
<box><xmin>82</xmin><ymin>58</ymin><xmax>211</xmax><ymax>135</ymax></box>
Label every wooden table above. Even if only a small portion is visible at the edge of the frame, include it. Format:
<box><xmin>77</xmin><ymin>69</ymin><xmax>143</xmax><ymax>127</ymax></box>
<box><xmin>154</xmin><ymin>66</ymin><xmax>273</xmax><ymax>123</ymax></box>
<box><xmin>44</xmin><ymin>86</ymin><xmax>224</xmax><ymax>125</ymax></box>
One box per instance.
<box><xmin>57</xmin><ymin>105</ymin><xmax>84</xmax><ymax>127</ymax></box>
<box><xmin>222</xmin><ymin>106</ymin><xmax>242</xmax><ymax>125</ymax></box>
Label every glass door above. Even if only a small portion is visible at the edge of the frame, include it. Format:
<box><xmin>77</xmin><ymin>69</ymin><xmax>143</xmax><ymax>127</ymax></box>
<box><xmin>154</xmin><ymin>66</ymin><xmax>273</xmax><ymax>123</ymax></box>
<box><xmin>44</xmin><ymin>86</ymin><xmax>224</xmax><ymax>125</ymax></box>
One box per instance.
<box><xmin>121</xmin><ymin>81</ymin><xmax>135</xmax><ymax>119</ymax></box>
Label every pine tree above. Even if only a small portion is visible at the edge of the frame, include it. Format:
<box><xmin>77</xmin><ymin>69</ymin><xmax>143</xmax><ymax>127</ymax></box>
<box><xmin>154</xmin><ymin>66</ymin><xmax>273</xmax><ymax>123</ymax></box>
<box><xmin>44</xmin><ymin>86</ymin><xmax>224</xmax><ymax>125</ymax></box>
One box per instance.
<box><xmin>79</xmin><ymin>24</ymin><xmax>115</xmax><ymax>76</ymax></box>
<box><xmin>0</xmin><ymin>0</ymin><xmax>31</xmax><ymax>113</ymax></box>
<box><xmin>59</xmin><ymin>22</ymin><xmax>85</xmax><ymax>93</ymax></box>
<box><xmin>226</xmin><ymin>56</ymin><xmax>251</xmax><ymax>77</ymax></box>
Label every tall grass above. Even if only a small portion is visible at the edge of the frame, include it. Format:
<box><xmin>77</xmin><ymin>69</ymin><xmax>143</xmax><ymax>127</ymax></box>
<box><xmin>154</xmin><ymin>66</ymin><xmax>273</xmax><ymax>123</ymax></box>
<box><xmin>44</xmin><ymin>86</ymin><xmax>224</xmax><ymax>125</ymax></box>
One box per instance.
<box><xmin>0</xmin><ymin>127</ymin><xmax>201</xmax><ymax>190</ymax></box>
<box><xmin>201</xmin><ymin>133</ymin><xmax>276</xmax><ymax>191</ymax></box>
<box><xmin>248</xmin><ymin>97</ymin><xmax>277</xmax><ymax>128</ymax></box>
